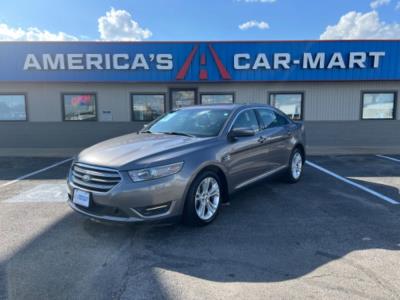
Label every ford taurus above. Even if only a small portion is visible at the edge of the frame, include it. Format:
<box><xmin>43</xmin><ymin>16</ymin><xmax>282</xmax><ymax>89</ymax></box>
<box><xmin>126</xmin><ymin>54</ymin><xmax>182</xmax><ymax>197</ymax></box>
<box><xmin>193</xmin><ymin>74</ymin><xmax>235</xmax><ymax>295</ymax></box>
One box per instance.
<box><xmin>67</xmin><ymin>104</ymin><xmax>306</xmax><ymax>226</ymax></box>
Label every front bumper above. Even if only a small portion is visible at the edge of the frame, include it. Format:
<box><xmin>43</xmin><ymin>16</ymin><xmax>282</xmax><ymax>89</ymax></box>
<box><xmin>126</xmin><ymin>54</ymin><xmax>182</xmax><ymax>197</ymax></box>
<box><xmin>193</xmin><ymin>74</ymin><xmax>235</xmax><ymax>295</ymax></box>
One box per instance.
<box><xmin>67</xmin><ymin>167</ymin><xmax>189</xmax><ymax>223</ymax></box>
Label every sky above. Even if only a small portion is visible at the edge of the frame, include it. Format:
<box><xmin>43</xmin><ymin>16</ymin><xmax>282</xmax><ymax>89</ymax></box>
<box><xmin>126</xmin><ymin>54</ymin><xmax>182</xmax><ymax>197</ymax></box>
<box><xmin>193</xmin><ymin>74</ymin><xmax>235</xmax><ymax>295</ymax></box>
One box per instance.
<box><xmin>0</xmin><ymin>0</ymin><xmax>399</xmax><ymax>41</ymax></box>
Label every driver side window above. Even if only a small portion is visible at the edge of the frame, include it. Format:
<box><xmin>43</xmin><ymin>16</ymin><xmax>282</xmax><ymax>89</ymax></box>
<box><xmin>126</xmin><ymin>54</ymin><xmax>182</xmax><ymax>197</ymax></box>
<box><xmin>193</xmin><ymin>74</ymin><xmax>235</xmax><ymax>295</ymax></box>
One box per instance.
<box><xmin>232</xmin><ymin>110</ymin><xmax>260</xmax><ymax>131</ymax></box>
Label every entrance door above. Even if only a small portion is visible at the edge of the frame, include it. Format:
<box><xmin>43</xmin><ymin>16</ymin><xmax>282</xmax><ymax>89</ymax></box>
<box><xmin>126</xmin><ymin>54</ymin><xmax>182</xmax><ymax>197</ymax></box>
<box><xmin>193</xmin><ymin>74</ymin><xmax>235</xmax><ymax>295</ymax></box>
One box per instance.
<box><xmin>170</xmin><ymin>88</ymin><xmax>197</xmax><ymax>110</ymax></box>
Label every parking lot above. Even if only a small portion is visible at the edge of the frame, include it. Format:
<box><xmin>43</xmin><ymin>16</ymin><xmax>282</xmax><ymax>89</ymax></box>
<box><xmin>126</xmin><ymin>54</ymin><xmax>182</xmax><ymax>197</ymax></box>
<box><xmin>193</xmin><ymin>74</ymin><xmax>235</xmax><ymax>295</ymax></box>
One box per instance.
<box><xmin>0</xmin><ymin>154</ymin><xmax>400</xmax><ymax>300</ymax></box>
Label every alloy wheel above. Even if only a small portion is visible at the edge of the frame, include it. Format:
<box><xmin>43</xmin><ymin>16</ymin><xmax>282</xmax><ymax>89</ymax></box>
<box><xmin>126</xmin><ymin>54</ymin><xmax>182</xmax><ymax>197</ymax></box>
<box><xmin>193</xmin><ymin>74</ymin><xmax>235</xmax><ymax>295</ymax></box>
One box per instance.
<box><xmin>194</xmin><ymin>177</ymin><xmax>220</xmax><ymax>221</ymax></box>
<box><xmin>291</xmin><ymin>152</ymin><xmax>303</xmax><ymax>180</ymax></box>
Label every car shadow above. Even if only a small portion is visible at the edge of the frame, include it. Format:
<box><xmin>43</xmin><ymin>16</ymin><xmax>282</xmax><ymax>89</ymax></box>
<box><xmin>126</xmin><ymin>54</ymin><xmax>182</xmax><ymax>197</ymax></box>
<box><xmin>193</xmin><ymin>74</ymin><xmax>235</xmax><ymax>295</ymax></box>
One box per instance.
<box><xmin>1</xmin><ymin>164</ymin><xmax>400</xmax><ymax>299</ymax></box>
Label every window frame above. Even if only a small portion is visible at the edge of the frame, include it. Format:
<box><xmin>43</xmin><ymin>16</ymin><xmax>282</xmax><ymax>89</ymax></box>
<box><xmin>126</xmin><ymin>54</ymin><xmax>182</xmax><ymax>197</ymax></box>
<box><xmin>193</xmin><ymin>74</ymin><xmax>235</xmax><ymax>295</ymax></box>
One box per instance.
<box><xmin>268</xmin><ymin>91</ymin><xmax>304</xmax><ymax>121</ymax></box>
<box><xmin>199</xmin><ymin>92</ymin><xmax>235</xmax><ymax>105</ymax></box>
<box><xmin>0</xmin><ymin>93</ymin><xmax>28</xmax><ymax>122</ymax></box>
<box><xmin>130</xmin><ymin>92</ymin><xmax>167</xmax><ymax>122</ymax></box>
<box><xmin>61</xmin><ymin>92</ymin><xmax>98</xmax><ymax>122</ymax></box>
<box><xmin>169</xmin><ymin>88</ymin><xmax>198</xmax><ymax>110</ymax></box>
<box><xmin>360</xmin><ymin>91</ymin><xmax>397</xmax><ymax>121</ymax></box>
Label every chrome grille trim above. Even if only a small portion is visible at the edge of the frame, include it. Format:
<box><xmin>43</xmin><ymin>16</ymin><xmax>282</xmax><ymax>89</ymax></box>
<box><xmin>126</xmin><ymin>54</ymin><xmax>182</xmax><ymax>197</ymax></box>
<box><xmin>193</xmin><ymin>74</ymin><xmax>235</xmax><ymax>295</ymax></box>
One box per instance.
<box><xmin>74</xmin><ymin>164</ymin><xmax>120</xmax><ymax>178</ymax></box>
<box><xmin>71</xmin><ymin>163</ymin><xmax>121</xmax><ymax>193</ymax></box>
<box><xmin>72</xmin><ymin>171</ymin><xmax>120</xmax><ymax>184</ymax></box>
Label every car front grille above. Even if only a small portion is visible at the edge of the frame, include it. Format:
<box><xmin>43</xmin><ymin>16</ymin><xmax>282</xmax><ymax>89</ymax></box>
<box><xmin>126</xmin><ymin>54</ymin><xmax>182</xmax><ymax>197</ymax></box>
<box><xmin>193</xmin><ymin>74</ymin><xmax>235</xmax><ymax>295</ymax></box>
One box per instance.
<box><xmin>71</xmin><ymin>163</ymin><xmax>121</xmax><ymax>193</ymax></box>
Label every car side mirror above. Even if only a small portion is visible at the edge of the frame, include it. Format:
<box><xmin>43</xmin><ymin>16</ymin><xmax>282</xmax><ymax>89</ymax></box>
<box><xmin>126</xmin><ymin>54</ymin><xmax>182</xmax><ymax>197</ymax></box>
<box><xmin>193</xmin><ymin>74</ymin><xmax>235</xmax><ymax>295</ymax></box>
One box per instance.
<box><xmin>228</xmin><ymin>127</ymin><xmax>256</xmax><ymax>140</ymax></box>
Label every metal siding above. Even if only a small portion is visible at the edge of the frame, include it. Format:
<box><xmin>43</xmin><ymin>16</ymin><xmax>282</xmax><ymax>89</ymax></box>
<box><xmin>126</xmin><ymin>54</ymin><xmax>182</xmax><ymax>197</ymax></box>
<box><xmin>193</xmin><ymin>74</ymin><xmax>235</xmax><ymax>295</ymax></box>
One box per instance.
<box><xmin>302</xmin><ymin>83</ymin><xmax>360</xmax><ymax>121</ymax></box>
<box><xmin>0</xmin><ymin>80</ymin><xmax>399</xmax><ymax>154</ymax></box>
<box><xmin>0</xmin><ymin>81</ymin><xmax>399</xmax><ymax>121</ymax></box>
<box><xmin>305</xmin><ymin>120</ymin><xmax>400</xmax><ymax>148</ymax></box>
<box><xmin>0</xmin><ymin>121</ymin><xmax>398</xmax><ymax>154</ymax></box>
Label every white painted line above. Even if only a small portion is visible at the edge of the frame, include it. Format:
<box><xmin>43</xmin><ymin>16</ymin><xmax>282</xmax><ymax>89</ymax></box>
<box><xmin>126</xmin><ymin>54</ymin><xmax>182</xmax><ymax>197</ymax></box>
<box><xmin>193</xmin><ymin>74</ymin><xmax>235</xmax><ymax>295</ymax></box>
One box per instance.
<box><xmin>4</xmin><ymin>183</ymin><xmax>68</xmax><ymax>203</ymax></box>
<box><xmin>0</xmin><ymin>158</ymin><xmax>72</xmax><ymax>189</ymax></box>
<box><xmin>306</xmin><ymin>160</ymin><xmax>399</xmax><ymax>205</ymax></box>
<box><xmin>376</xmin><ymin>154</ymin><xmax>400</xmax><ymax>164</ymax></box>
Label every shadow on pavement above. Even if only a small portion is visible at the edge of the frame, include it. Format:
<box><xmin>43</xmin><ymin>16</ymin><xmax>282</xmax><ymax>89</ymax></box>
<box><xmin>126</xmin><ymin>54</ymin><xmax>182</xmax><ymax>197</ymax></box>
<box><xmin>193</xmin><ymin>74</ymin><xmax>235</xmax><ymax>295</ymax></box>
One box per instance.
<box><xmin>0</xmin><ymin>157</ymin><xmax>71</xmax><ymax>181</ymax></box>
<box><xmin>1</xmin><ymin>162</ymin><xmax>400</xmax><ymax>299</ymax></box>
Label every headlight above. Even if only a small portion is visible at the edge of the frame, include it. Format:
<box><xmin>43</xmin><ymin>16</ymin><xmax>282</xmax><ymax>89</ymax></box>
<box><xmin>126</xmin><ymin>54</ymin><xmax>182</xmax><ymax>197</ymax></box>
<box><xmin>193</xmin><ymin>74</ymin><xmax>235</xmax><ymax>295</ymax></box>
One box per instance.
<box><xmin>128</xmin><ymin>162</ymin><xmax>184</xmax><ymax>182</ymax></box>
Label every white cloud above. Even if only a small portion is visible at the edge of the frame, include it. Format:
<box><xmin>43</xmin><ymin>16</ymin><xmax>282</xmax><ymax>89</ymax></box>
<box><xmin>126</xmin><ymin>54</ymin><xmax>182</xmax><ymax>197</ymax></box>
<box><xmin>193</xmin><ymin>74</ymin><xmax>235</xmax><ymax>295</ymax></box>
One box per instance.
<box><xmin>98</xmin><ymin>8</ymin><xmax>152</xmax><ymax>41</ymax></box>
<box><xmin>0</xmin><ymin>23</ymin><xmax>78</xmax><ymax>41</ymax></box>
<box><xmin>0</xmin><ymin>8</ymin><xmax>152</xmax><ymax>41</ymax></box>
<box><xmin>239</xmin><ymin>20</ymin><xmax>270</xmax><ymax>30</ymax></box>
<box><xmin>370</xmin><ymin>0</ymin><xmax>390</xmax><ymax>9</ymax></box>
<box><xmin>320</xmin><ymin>10</ymin><xmax>400</xmax><ymax>39</ymax></box>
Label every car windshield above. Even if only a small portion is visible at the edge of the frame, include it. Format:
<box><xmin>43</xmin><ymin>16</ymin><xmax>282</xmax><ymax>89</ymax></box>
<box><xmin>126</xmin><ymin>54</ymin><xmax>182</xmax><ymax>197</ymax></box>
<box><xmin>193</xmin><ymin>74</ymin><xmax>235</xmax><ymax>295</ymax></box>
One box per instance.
<box><xmin>147</xmin><ymin>108</ymin><xmax>232</xmax><ymax>137</ymax></box>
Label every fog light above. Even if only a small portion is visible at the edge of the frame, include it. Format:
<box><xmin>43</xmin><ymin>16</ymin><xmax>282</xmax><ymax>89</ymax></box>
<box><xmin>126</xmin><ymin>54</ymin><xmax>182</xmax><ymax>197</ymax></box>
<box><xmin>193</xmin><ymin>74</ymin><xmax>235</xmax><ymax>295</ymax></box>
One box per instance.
<box><xmin>133</xmin><ymin>202</ymin><xmax>171</xmax><ymax>217</ymax></box>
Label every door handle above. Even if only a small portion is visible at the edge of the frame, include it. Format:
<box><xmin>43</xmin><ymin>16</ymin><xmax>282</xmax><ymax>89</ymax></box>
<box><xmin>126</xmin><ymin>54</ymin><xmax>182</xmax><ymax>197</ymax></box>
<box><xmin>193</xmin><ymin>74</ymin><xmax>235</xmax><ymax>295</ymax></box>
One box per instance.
<box><xmin>257</xmin><ymin>136</ymin><xmax>266</xmax><ymax>143</ymax></box>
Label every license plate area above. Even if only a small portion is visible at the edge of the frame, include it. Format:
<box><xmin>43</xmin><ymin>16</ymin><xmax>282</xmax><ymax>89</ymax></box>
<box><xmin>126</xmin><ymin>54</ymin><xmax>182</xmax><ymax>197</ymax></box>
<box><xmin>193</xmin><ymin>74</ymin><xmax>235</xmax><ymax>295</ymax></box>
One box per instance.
<box><xmin>73</xmin><ymin>189</ymin><xmax>90</xmax><ymax>208</ymax></box>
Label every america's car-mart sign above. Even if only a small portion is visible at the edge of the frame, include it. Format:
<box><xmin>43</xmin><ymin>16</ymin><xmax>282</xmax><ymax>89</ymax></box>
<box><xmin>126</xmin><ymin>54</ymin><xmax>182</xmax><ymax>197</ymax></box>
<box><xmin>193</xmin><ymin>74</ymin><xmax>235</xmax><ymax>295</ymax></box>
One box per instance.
<box><xmin>0</xmin><ymin>40</ymin><xmax>398</xmax><ymax>82</ymax></box>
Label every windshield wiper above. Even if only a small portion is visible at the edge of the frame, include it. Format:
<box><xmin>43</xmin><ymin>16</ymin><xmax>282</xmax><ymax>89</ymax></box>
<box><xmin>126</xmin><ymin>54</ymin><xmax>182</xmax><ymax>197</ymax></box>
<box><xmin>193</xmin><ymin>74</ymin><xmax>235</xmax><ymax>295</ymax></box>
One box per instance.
<box><xmin>139</xmin><ymin>130</ymin><xmax>152</xmax><ymax>134</ymax></box>
<box><xmin>161</xmin><ymin>131</ymin><xmax>196</xmax><ymax>138</ymax></box>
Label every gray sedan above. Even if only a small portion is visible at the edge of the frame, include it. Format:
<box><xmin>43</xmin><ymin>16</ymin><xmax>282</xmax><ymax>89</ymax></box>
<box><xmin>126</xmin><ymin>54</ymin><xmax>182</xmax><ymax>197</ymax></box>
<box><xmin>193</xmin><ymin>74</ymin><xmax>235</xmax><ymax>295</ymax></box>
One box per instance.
<box><xmin>67</xmin><ymin>104</ymin><xmax>306</xmax><ymax>226</ymax></box>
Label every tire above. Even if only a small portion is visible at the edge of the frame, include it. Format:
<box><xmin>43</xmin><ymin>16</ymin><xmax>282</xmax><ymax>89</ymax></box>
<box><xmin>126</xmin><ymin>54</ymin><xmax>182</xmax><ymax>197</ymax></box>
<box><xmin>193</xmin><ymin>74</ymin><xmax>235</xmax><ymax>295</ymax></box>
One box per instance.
<box><xmin>183</xmin><ymin>171</ymin><xmax>223</xmax><ymax>226</ymax></box>
<box><xmin>282</xmin><ymin>148</ymin><xmax>304</xmax><ymax>183</ymax></box>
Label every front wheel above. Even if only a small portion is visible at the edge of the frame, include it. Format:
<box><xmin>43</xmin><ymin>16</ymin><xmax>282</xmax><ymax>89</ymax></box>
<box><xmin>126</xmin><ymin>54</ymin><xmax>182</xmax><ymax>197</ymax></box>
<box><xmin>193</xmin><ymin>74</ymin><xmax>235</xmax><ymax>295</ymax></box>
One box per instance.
<box><xmin>183</xmin><ymin>171</ymin><xmax>222</xmax><ymax>226</ymax></box>
<box><xmin>283</xmin><ymin>148</ymin><xmax>304</xmax><ymax>183</ymax></box>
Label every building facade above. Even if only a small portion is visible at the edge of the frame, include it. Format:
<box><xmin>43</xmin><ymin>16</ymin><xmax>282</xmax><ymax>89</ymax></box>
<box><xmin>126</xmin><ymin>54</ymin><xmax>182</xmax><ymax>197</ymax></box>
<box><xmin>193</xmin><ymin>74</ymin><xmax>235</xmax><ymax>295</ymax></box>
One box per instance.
<box><xmin>0</xmin><ymin>40</ymin><xmax>399</xmax><ymax>156</ymax></box>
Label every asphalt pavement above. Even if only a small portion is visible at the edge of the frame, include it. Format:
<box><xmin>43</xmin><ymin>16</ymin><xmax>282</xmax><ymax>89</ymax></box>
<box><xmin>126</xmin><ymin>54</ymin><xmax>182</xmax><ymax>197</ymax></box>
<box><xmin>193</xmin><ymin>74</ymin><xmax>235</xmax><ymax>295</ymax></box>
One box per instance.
<box><xmin>0</xmin><ymin>155</ymin><xmax>400</xmax><ymax>300</ymax></box>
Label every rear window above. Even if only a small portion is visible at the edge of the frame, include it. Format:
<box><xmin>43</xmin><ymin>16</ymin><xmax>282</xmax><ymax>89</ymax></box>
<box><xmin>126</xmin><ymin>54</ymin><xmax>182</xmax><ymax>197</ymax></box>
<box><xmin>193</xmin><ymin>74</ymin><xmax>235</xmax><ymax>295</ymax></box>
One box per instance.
<box><xmin>232</xmin><ymin>110</ymin><xmax>260</xmax><ymax>132</ymax></box>
<box><xmin>257</xmin><ymin>109</ymin><xmax>289</xmax><ymax>129</ymax></box>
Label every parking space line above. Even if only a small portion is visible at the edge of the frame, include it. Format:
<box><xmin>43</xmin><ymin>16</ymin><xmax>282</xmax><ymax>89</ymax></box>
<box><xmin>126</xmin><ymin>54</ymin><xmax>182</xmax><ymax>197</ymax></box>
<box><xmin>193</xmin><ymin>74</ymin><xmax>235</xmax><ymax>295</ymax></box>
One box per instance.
<box><xmin>0</xmin><ymin>158</ymin><xmax>73</xmax><ymax>189</ymax></box>
<box><xmin>376</xmin><ymin>154</ymin><xmax>400</xmax><ymax>164</ymax></box>
<box><xmin>306</xmin><ymin>160</ymin><xmax>400</xmax><ymax>205</ymax></box>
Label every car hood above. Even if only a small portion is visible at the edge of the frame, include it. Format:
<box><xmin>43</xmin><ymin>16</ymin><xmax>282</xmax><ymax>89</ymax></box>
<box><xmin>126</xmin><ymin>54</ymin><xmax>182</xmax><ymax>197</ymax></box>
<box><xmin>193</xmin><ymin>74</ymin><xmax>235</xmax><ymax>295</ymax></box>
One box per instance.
<box><xmin>77</xmin><ymin>133</ymin><xmax>207</xmax><ymax>169</ymax></box>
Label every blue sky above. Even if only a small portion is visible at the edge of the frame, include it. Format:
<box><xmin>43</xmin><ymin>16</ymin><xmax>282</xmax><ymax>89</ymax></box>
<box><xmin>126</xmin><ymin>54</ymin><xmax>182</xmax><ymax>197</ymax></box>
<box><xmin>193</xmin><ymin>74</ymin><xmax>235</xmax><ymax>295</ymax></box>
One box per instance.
<box><xmin>0</xmin><ymin>0</ymin><xmax>399</xmax><ymax>41</ymax></box>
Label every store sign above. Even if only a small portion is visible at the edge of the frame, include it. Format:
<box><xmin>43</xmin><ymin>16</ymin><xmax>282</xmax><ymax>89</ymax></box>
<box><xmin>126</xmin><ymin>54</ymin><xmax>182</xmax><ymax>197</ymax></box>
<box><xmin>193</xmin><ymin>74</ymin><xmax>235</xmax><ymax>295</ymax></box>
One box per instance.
<box><xmin>0</xmin><ymin>41</ymin><xmax>399</xmax><ymax>82</ymax></box>
<box><xmin>232</xmin><ymin>52</ymin><xmax>384</xmax><ymax>70</ymax></box>
<box><xmin>23</xmin><ymin>53</ymin><xmax>174</xmax><ymax>71</ymax></box>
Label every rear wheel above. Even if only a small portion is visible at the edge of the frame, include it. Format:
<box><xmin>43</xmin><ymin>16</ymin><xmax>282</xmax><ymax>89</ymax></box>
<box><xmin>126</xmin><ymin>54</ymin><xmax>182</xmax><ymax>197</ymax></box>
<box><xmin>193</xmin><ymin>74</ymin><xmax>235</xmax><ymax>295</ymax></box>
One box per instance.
<box><xmin>183</xmin><ymin>171</ymin><xmax>222</xmax><ymax>226</ymax></box>
<box><xmin>283</xmin><ymin>148</ymin><xmax>304</xmax><ymax>183</ymax></box>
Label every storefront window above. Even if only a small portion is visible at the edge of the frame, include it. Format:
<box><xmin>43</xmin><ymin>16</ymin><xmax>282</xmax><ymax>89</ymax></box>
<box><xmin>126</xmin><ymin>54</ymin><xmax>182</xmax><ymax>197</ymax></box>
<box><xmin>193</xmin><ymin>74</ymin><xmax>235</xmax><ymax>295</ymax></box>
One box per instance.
<box><xmin>362</xmin><ymin>92</ymin><xmax>395</xmax><ymax>120</ymax></box>
<box><xmin>63</xmin><ymin>94</ymin><xmax>96</xmax><ymax>121</ymax></box>
<box><xmin>171</xmin><ymin>89</ymin><xmax>196</xmax><ymax>109</ymax></box>
<box><xmin>270</xmin><ymin>93</ymin><xmax>303</xmax><ymax>120</ymax></box>
<box><xmin>0</xmin><ymin>95</ymin><xmax>26</xmax><ymax>121</ymax></box>
<box><xmin>200</xmin><ymin>94</ymin><xmax>234</xmax><ymax>105</ymax></box>
<box><xmin>132</xmin><ymin>94</ymin><xmax>165</xmax><ymax>121</ymax></box>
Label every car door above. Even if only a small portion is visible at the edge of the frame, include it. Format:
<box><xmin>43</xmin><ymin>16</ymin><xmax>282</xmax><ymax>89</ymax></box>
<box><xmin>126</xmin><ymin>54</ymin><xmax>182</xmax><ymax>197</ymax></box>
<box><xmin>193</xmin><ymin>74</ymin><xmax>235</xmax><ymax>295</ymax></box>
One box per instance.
<box><xmin>224</xmin><ymin>109</ymin><xmax>268</xmax><ymax>189</ymax></box>
<box><xmin>256</xmin><ymin>108</ymin><xmax>293</xmax><ymax>169</ymax></box>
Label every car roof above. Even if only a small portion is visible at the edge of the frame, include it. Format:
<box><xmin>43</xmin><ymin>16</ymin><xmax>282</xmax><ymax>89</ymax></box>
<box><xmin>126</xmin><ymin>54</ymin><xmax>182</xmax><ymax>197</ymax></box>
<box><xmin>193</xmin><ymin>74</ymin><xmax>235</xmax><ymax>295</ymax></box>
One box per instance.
<box><xmin>178</xmin><ymin>103</ymin><xmax>274</xmax><ymax>111</ymax></box>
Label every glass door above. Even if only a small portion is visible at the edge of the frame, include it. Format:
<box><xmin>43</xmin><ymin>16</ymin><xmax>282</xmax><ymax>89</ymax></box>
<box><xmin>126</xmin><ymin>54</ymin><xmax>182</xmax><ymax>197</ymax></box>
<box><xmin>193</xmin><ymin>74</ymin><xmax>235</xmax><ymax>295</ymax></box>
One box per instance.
<box><xmin>170</xmin><ymin>88</ymin><xmax>197</xmax><ymax>109</ymax></box>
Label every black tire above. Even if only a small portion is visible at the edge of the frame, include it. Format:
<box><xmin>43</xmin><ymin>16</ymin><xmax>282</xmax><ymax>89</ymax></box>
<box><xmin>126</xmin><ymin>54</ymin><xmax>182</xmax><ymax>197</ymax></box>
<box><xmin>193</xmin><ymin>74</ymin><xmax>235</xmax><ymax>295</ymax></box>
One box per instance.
<box><xmin>183</xmin><ymin>171</ymin><xmax>223</xmax><ymax>226</ymax></box>
<box><xmin>282</xmin><ymin>148</ymin><xmax>304</xmax><ymax>184</ymax></box>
